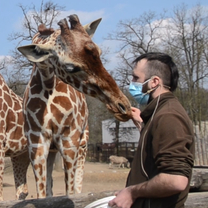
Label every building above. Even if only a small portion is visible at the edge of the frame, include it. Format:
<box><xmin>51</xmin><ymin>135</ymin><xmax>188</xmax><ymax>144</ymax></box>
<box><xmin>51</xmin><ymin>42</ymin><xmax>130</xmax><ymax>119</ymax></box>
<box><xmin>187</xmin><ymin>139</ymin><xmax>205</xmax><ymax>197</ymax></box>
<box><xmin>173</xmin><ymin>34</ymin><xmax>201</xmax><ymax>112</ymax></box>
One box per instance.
<box><xmin>102</xmin><ymin>119</ymin><xmax>140</xmax><ymax>143</ymax></box>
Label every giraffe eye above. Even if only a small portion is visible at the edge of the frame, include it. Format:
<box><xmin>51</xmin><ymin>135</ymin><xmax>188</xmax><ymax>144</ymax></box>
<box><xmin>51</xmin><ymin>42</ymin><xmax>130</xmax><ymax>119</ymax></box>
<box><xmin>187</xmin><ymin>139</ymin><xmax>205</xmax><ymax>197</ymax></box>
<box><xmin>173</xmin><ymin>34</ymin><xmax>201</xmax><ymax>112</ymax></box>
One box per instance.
<box><xmin>70</xmin><ymin>66</ymin><xmax>81</xmax><ymax>73</ymax></box>
<box><xmin>65</xmin><ymin>64</ymin><xmax>81</xmax><ymax>73</ymax></box>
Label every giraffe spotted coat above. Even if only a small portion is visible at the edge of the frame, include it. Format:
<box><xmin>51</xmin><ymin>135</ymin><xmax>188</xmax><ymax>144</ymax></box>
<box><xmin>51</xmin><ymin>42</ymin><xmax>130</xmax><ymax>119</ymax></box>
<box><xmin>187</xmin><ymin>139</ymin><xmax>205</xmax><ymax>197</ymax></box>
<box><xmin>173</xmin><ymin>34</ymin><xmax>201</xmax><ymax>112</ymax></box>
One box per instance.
<box><xmin>0</xmin><ymin>74</ymin><xmax>30</xmax><ymax>200</ymax></box>
<box><xmin>23</xmin><ymin>65</ymin><xmax>89</xmax><ymax>198</ymax></box>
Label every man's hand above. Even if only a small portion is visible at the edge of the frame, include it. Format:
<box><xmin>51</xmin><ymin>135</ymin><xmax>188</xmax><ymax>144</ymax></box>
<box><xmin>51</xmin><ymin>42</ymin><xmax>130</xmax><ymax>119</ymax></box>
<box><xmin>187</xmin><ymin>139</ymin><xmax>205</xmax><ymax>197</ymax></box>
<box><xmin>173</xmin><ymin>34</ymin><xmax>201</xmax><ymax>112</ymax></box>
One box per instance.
<box><xmin>131</xmin><ymin>107</ymin><xmax>143</xmax><ymax>131</ymax></box>
<box><xmin>108</xmin><ymin>187</ymin><xmax>135</xmax><ymax>208</ymax></box>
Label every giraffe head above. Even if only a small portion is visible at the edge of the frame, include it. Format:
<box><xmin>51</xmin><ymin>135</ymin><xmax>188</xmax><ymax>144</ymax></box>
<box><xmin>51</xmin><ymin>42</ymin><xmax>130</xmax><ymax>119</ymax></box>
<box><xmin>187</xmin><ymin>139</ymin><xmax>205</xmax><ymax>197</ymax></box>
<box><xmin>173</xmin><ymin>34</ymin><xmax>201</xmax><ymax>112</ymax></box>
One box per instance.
<box><xmin>18</xmin><ymin>14</ymin><xmax>132</xmax><ymax>121</ymax></box>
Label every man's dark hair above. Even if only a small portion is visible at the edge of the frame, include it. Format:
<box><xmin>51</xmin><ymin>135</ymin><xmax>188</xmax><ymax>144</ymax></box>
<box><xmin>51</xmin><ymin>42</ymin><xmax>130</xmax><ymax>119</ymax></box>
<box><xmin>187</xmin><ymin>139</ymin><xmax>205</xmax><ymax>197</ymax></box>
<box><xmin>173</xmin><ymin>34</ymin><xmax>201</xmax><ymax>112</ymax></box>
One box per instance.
<box><xmin>132</xmin><ymin>52</ymin><xmax>179</xmax><ymax>92</ymax></box>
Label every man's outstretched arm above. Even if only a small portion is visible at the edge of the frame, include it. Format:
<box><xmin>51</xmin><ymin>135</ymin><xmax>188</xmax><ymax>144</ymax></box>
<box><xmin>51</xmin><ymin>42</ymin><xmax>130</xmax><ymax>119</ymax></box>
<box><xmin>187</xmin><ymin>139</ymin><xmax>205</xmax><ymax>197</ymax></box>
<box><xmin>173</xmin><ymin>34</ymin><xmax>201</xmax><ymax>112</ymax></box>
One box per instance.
<box><xmin>108</xmin><ymin>173</ymin><xmax>188</xmax><ymax>208</ymax></box>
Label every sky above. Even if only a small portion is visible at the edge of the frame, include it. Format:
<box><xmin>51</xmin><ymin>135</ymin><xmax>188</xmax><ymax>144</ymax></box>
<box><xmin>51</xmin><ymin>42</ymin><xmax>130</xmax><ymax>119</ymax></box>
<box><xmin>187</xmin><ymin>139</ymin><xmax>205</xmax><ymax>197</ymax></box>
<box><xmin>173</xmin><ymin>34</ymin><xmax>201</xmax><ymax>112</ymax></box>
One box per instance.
<box><xmin>0</xmin><ymin>0</ymin><xmax>208</xmax><ymax>68</ymax></box>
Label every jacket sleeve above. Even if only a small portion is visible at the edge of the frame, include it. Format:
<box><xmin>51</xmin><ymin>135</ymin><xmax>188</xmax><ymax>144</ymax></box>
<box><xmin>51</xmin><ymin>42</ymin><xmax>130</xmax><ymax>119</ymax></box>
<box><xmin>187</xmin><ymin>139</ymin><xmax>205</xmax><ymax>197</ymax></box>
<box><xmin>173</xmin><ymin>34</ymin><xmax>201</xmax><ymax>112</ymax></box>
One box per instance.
<box><xmin>152</xmin><ymin>113</ymin><xmax>194</xmax><ymax>178</ymax></box>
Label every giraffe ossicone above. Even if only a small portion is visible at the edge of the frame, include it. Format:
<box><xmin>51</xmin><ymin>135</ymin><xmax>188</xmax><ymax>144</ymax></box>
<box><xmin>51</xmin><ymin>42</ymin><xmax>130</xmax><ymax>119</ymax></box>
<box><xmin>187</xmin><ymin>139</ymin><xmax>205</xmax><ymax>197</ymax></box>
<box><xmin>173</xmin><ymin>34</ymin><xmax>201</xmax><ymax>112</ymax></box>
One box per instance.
<box><xmin>18</xmin><ymin>14</ymin><xmax>132</xmax><ymax>122</ymax></box>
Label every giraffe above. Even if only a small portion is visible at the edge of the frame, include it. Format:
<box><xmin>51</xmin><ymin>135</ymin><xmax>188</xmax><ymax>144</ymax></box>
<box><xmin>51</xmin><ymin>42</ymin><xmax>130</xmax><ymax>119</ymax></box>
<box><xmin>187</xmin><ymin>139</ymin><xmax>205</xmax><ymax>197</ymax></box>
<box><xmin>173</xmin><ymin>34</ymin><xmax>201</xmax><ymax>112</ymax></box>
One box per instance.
<box><xmin>16</xmin><ymin>17</ymin><xmax>102</xmax><ymax>199</ymax></box>
<box><xmin>18</xmin><ymin>14</ymin><xmax>132</xmax><ymax>199</ymax></box>
<box><xmin>23</xmin><ymin>64</ymin><xmax>89</xmax><ymax>198</ymax></box>
<box><xmin>0</xmin><ymin>74</ymin><xmax>30</xmax><ymax>200</ymax></box>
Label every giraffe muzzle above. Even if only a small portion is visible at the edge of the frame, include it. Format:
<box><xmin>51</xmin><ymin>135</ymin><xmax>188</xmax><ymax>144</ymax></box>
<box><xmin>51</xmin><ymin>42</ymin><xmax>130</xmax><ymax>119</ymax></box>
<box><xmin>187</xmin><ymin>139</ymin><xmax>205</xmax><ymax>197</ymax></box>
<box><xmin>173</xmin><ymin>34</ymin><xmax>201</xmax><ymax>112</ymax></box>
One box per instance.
<box><xmin>118</xmin><ymin>103</ymin><xmax>127</xmax><ymax>114</ymax></box>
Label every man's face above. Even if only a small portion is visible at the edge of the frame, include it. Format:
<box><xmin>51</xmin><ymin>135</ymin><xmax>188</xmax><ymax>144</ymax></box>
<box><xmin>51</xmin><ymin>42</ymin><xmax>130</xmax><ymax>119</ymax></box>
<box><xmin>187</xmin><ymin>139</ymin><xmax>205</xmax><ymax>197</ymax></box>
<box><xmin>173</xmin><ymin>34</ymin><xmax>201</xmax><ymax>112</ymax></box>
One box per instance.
<box><xmin>132</xmin><ymin>59</ymin><xmax>147</xmax><ymax>82</ymax></box>
<box><xmin>132</xmin><ymin>59</ymin><xmax>149</xmax><ymax>93</ymax></box>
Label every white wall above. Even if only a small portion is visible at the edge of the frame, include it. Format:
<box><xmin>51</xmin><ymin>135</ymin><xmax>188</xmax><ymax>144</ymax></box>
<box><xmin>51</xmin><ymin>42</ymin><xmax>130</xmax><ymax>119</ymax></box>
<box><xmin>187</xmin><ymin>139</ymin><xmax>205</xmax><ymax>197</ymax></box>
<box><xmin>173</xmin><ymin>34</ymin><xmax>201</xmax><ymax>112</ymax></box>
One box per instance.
<box><xmin>102</xmin><ymin>119</ymin><xmax>140</xmax><ymax>143</ymax></box>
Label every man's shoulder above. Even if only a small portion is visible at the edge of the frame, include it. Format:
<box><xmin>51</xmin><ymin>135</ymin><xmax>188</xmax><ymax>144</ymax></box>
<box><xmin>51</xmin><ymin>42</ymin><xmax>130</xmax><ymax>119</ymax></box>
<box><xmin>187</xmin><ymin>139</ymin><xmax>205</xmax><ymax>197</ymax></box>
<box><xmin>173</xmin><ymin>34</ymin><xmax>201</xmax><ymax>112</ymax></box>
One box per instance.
<box><xmin>157</xmin><ymin>97</ymin><xmax>190</xmax><ymax>120</ymax></box>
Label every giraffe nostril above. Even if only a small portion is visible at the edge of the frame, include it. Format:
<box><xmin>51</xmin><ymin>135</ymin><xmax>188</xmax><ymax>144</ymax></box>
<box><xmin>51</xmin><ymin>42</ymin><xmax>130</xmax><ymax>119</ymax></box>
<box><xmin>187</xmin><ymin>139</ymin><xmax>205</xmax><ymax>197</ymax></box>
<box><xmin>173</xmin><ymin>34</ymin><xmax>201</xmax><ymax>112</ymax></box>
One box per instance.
<box><xmin>118</xmin><ymin>103</ymin><xmax>127</xmax><ymax>114</ymax></box>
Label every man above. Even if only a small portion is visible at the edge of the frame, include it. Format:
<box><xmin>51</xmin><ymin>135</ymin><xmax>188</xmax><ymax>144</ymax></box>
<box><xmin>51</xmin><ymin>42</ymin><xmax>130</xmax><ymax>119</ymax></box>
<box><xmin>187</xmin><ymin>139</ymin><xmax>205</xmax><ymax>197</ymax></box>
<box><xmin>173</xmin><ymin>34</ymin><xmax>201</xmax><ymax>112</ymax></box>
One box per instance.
<box><xmin>108</xmin><ymin>52</ymin><xmax>195</xmax><ymax>208</ymax></box>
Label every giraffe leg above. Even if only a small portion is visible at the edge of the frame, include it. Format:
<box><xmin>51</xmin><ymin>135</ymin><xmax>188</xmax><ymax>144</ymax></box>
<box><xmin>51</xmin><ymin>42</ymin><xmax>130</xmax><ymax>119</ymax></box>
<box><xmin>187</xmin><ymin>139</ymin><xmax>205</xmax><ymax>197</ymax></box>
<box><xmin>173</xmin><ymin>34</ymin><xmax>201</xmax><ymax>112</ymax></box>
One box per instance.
<box><xmin>74</xmin><ymin>144</ymin><xmax>87</xmax><ymax>193</ymax></box>
<box><xmin>62</xmin><ymin>148</ymin><xmax>78</xmax><ymax>196</ymax></box>
<box><xmin>0</xmin><ymin>146</ymin><xmax>5</xmax><ymax>201</ymax></box>
<box><xmin>46</xmin><ymin>151</ymin><xmax>57</xmax><ymax>197</ymax></box>
<box><xmin>56</xmin><ymin>124</ymin><xmax>88</xmax><ymax>196</ymax></box>
<box><xmin>57</xmin><ymin>144</ymin><xmax>79</xmax><ymax>196</ymax></box>
<box><xmin>11</xmin><ymin>151</ymin><xmax>30</xmax><ymax>200</ymax></box>
<box><xmin>29</xmin><ymin>142</ymin><xmax>50</xmax><ymax>198</ymax></box>
<box><xmin>74</xmin><ymin>128</ymin><xmax>89</xmax><ymax>193</ymax></box>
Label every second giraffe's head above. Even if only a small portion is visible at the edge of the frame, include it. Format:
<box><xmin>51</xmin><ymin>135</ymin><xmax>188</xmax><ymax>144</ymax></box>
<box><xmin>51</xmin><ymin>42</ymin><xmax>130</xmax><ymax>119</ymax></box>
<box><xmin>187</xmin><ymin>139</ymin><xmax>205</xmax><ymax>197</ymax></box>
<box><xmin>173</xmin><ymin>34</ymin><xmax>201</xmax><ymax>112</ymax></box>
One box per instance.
<box><xmin>18</xmin><ymin>14</ymin><xmax>132</xmax><ymax>121</ymax></box>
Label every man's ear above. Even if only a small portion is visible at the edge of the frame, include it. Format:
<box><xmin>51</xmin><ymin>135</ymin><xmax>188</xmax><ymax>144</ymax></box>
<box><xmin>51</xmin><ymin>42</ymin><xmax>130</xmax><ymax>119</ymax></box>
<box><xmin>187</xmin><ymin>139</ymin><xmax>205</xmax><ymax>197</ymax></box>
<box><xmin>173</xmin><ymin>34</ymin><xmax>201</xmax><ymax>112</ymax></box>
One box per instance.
<box><xmin>151</xmin><ymin>76</ymin><xmax>160</xmax><ymax>88</ymax></box>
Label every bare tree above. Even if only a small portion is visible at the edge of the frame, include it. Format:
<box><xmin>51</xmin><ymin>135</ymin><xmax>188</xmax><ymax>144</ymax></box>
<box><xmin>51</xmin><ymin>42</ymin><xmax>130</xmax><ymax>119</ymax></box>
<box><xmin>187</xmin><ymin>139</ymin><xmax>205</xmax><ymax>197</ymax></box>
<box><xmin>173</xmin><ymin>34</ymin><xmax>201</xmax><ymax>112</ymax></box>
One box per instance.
<box><xmin>4</xmin><ymin>1</ymin><xmax>65</xmax><ymax>95</ymax></box>
<box><xmin>0</xmin><ymin>58</ymin><xmax>6</xmax><ymax>70</ymax></box>
<box><xmin>9</xmin><ymin>1</ymin><xmax>64</xmax><ymax>44</ymax></box>
<box><xmin>105</xmin><ymin>4</ymin><xmax>208</xmax><ymax>131</ymax></box>
<box><xmin>163</xmin><ymin>4</ymin><xmax>208</xmax><ymax>126</ymax></box>
<box><xmin>106</xmin><ymin>11</ymin><xmax>166</xmax><ymax>87</ymax></box>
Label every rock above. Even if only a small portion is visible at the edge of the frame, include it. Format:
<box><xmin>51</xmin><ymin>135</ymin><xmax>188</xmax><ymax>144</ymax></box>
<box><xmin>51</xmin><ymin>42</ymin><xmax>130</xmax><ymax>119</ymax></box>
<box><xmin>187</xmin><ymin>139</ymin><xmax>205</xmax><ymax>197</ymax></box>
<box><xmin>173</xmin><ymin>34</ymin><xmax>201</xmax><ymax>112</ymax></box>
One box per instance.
<box><xmin>190</xmin><ymin>168</ymin><xmax>208</xmax><ymax>191</ymax></box>
<box><xmin>0</xmin><ymin>196</ymin><xmax>74</xmax><ymax>208</ymax></box>
<box><xmin>185</xmin><ymin>192</ymin><xmax>208</xmax><ymax>208</ymax></box>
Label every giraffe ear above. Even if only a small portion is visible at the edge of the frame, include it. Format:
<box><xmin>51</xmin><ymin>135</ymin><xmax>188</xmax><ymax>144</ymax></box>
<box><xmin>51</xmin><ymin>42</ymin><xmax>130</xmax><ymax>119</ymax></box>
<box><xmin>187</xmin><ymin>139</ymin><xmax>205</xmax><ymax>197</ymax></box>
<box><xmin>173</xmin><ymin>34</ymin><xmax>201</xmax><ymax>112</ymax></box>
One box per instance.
<box><xmin>18</xmin><ymin>44</ymin><xmax>54</xmax><ymax>62</ymax></box>
<box><xmin>83</xmin><ymin>18</ymin><xmax>102</xmax><ymax>38</ymax></box>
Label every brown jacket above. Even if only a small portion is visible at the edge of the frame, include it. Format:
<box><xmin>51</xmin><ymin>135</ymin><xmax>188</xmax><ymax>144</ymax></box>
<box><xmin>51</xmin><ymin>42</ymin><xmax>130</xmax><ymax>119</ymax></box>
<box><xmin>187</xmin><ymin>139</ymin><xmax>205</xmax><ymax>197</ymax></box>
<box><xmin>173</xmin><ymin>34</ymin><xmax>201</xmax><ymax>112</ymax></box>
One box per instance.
<box><xmin>126</xmin><ymin>92</ymin><xmax>195</xmax><ymax>208</ymax></box>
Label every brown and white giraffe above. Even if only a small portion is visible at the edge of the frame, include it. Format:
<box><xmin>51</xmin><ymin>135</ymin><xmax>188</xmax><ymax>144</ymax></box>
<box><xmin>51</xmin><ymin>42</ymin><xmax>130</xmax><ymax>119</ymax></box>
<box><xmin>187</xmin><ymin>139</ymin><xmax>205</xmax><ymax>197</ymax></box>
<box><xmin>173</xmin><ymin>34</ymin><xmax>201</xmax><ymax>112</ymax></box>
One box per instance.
<box><xmin>17</xmin><ymin>17</ymin><xmax>100</xmax><ymax>199</ymax></box>
<box><xmin>23</xmin><ymin>64</ymin><xmax>89</xmax><ymax>197</ymax></box>
<box><xmin>0</xmin><ymin>74</ymin><xmax>30</xmax><ymax>200</ymax></box>
<box><xmin>18</xmin><ymin>14</ymin><xmax>132</xmax><ymax>199</ymax></box>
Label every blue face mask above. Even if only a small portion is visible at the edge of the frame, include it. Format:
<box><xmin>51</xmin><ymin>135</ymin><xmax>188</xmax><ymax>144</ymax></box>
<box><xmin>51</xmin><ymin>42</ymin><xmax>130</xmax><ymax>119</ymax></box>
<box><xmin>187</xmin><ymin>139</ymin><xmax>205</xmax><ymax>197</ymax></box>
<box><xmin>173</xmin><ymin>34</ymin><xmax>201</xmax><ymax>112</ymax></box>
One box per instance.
<box><xmin>129</xmin><ymin>79</ymin><xmax>151</xmax><ymax>105</ymax></box>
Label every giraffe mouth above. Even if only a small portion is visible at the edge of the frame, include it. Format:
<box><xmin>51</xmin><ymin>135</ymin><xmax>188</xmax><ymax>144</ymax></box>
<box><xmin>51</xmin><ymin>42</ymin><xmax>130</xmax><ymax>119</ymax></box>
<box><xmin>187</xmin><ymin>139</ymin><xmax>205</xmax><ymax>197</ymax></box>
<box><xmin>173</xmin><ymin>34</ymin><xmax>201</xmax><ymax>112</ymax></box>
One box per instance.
<box><xmin>118</xmin><ymin>103</ymin><xmax>127</xmax><ymax>114</ymax></box>
<box><xmin>106</xmin><ymin>103</ymin><xmax>131</xmax><ymax>122</ymax></box>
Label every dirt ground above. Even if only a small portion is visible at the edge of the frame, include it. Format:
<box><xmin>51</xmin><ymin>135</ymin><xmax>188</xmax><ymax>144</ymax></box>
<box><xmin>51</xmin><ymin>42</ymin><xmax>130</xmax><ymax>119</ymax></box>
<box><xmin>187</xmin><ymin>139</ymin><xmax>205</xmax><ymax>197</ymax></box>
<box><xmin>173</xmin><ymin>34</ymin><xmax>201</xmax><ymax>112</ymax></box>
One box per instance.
<box><xmin>3</xmin><ymin>160</ymin><xmax>130</xmax><ymax>201</ymax></box>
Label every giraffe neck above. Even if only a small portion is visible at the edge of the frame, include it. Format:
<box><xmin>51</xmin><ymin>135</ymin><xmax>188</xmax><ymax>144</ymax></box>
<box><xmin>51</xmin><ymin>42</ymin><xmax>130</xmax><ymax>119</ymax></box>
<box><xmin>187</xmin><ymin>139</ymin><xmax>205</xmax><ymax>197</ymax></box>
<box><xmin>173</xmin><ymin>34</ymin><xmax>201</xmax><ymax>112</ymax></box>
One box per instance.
<box><xmin>32</xmin><ymin>63</ymin><xmax>57</xmax><ymax>91</ymax></box>
<box><xmin>54</xmin><ymin>66</ymin><xmax>108</xmax><ymax>103</ymax></box>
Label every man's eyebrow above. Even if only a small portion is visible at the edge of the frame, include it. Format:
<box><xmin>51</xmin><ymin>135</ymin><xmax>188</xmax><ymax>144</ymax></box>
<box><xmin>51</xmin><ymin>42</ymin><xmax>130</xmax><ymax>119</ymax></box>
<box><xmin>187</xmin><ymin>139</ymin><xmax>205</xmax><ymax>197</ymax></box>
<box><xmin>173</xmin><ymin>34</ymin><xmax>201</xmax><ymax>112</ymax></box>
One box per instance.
<box><xmin>132</xmin><ymin>73</ymin><xmax>138</xmax><ymax>78</ymax></box>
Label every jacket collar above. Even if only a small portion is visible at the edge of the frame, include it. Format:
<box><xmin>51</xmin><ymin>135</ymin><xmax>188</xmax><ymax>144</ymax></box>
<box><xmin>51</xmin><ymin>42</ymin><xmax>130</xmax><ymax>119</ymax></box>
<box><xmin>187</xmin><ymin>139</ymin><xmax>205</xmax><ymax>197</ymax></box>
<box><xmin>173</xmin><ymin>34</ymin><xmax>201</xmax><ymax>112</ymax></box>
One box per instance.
<box><xmin>141</xmin><ymin>92</ymin><xmax>175</xmax><ymax>124</ymax></box>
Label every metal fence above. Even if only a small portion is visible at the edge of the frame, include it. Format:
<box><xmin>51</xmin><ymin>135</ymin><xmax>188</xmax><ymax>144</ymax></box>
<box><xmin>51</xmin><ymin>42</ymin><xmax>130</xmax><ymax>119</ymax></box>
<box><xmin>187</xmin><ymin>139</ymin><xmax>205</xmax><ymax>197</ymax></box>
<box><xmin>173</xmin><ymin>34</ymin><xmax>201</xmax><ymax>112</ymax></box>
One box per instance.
<box><xmin>87</xmin><ymin>135</ymin><xmax>208</xmax><ymax>168</ymax></box>
<box><xmin>86</xmin><ymin>142</ymin><xmax>138</xmax><ymax>164</ymax></box>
